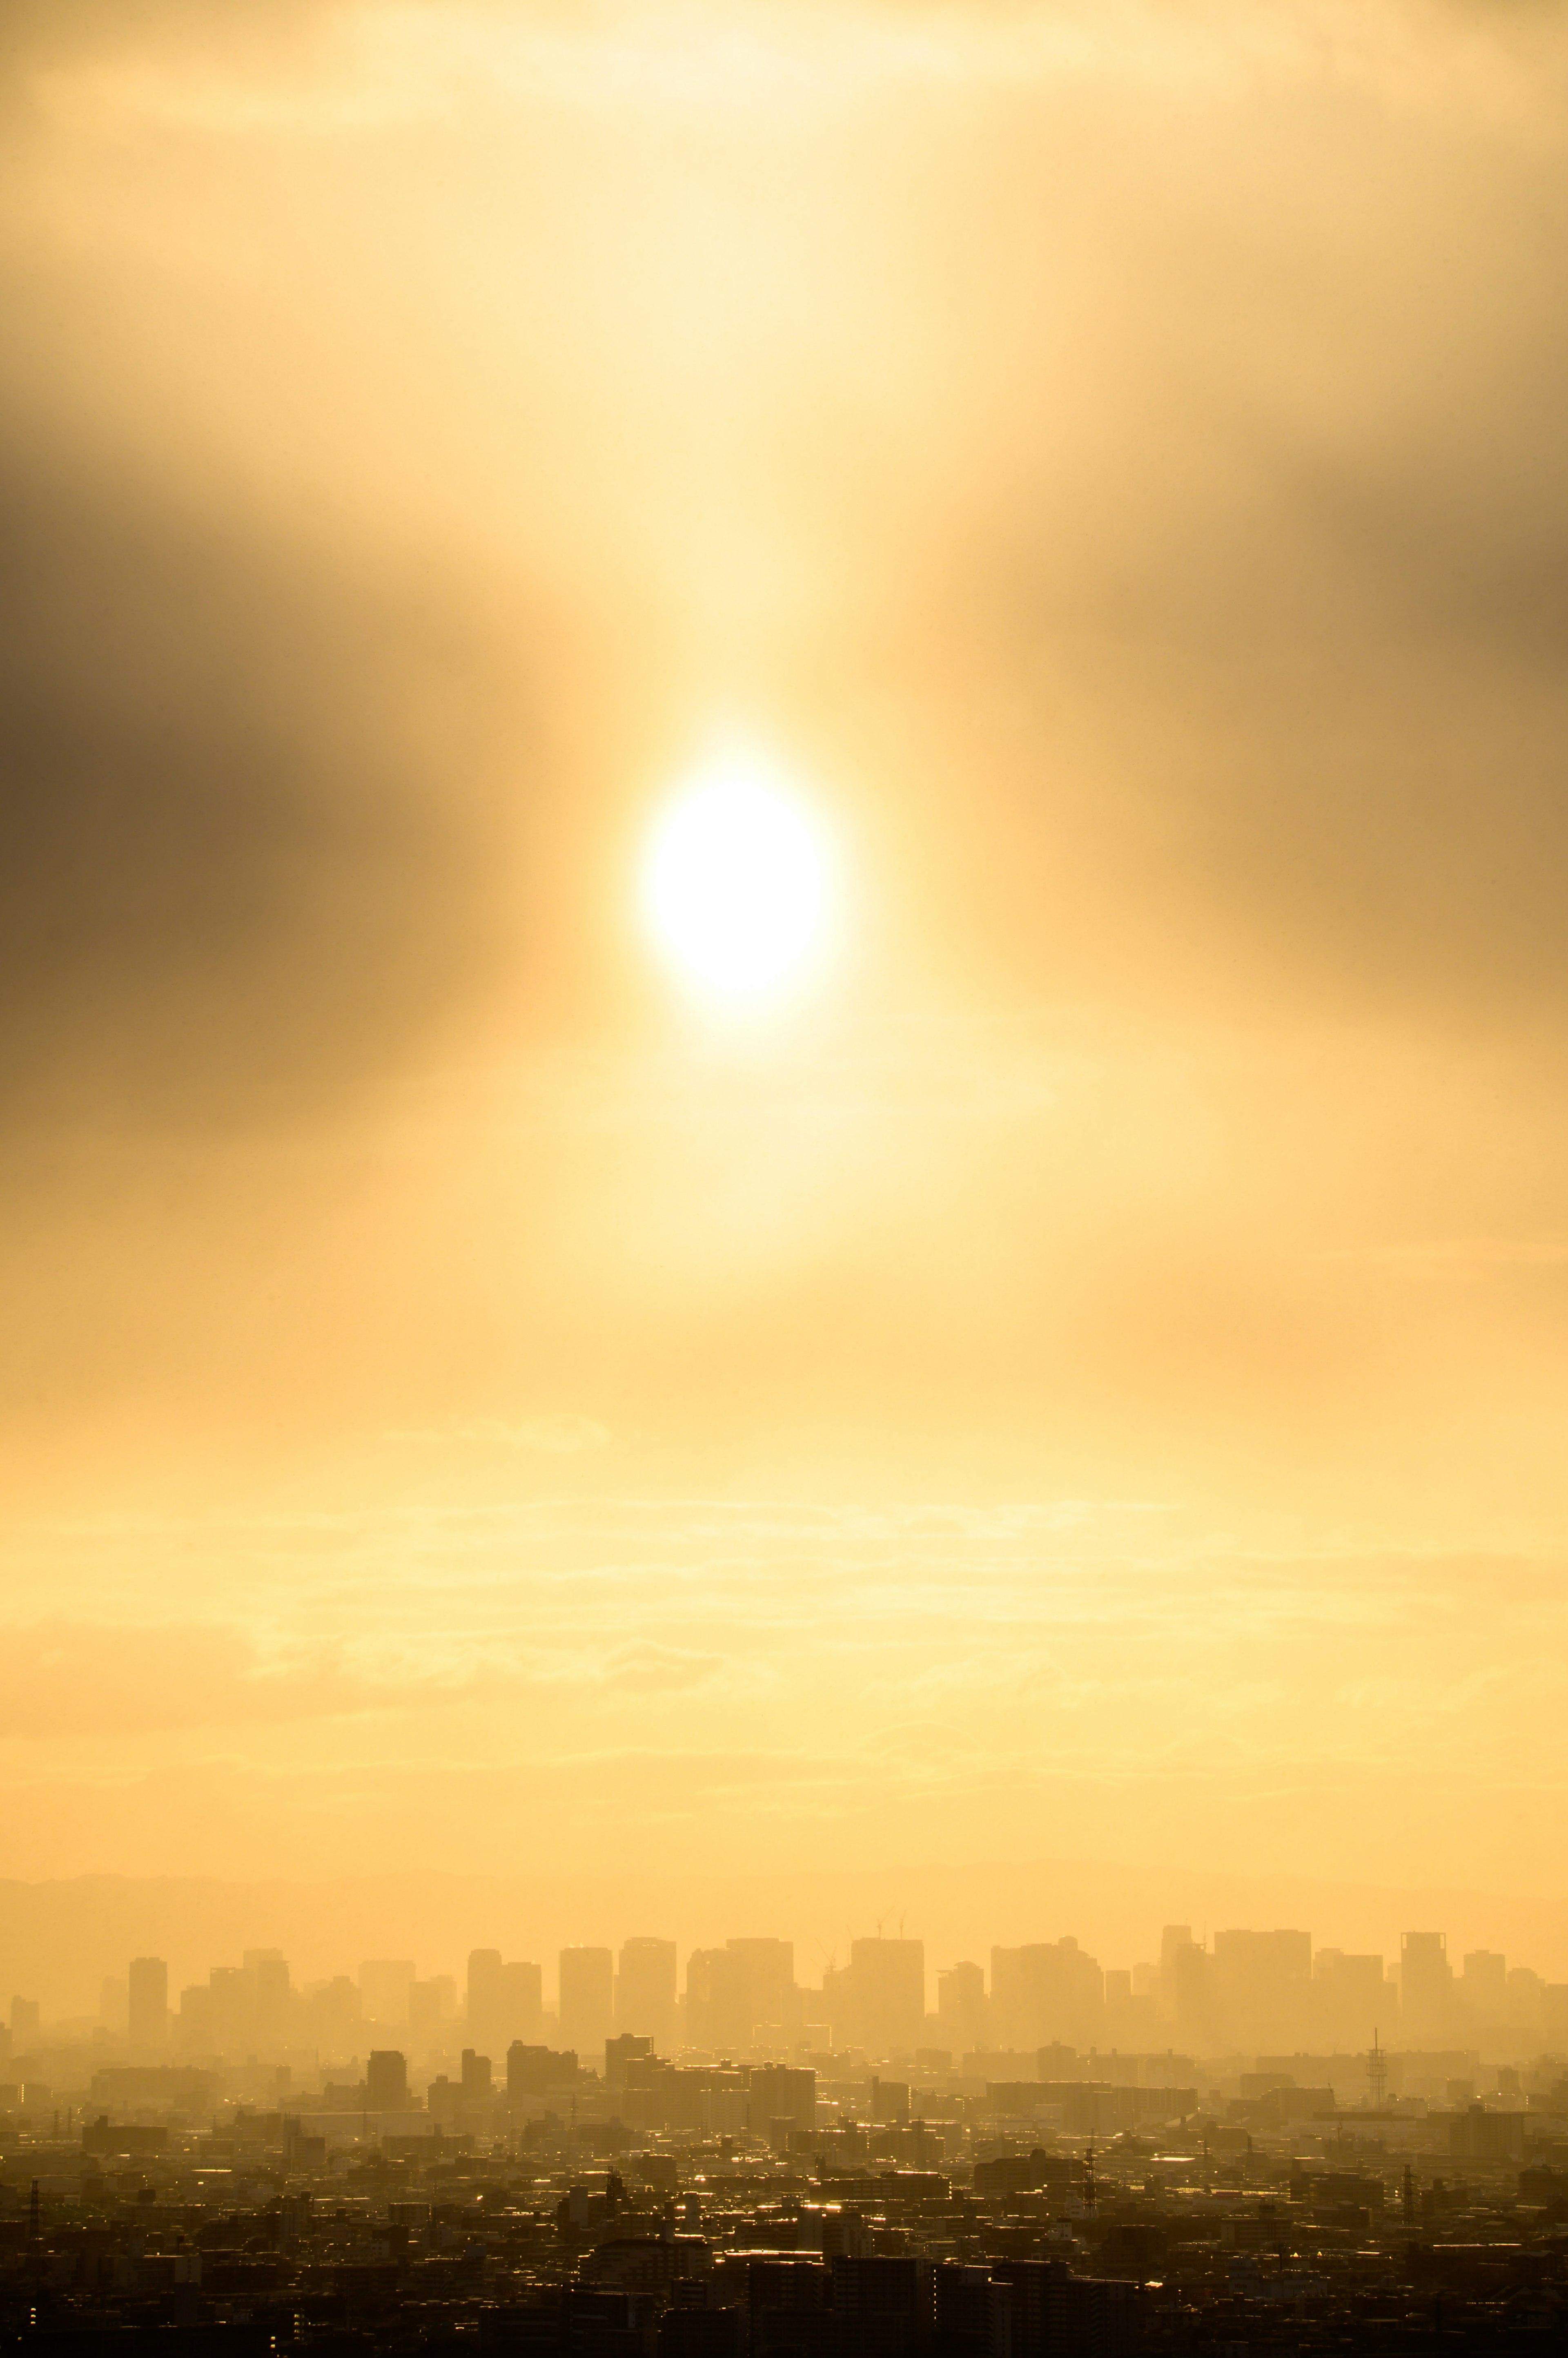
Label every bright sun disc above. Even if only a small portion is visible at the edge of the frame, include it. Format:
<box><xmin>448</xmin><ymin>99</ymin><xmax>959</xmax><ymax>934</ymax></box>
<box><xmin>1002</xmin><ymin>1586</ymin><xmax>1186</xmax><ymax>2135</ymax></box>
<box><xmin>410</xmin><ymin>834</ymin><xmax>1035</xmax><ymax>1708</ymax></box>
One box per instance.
<box><xmin>644</xmin><ymin>757</ymin><xmax>828</xmax><ymax>994</ymax></box>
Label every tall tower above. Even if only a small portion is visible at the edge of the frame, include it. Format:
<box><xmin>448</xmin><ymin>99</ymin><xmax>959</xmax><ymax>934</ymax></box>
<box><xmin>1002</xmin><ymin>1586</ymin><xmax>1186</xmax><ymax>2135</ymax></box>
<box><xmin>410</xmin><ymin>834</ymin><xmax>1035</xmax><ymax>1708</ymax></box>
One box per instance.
<box><xmin>559</xmin><ymin>1947</ymin><xmax>615</xmax><ymax>2057</ymax></box>
<box><xmin>1400</xmin><ymin>1932</ymin><xmax>1454</xmax><ymax>2045</ymax></box>
<box><xmin>467</xmin><ymin>1950</ymin><xmax>505</xmax><ymax>2053</ymax></box>
<box><xmin>127</xmin><ymin>1958</ymin><xmax>169</xmax><ymax>2055</ymax></box>
<box><xmin>616</xmin><ymin>1939</ymin><xmax>677</xmax><ymax>2046</ymax></box>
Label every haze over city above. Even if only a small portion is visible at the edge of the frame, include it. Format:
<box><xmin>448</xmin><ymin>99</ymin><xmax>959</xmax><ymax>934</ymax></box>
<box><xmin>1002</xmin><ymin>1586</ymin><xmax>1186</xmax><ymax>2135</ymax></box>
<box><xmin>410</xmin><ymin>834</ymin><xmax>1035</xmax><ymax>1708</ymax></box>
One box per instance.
<box><xmin>3</xmin><ymin>2</ymin><xmax>1568</xmax><ymax>2346</ymax></box>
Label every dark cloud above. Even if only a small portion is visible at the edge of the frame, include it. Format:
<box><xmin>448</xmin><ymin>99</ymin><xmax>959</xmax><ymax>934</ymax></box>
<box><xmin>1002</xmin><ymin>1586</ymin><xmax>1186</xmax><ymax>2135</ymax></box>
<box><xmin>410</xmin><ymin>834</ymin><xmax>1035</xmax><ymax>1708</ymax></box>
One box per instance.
<box><xmin>0</xmin><ymin>419</ymin><xmax>523</xmax><ymax>1128</ymax></box>
<box><xmin>906</xmin><ymin>26</ymin><xmax>1568</xmax><ymax>1029</ymax></box>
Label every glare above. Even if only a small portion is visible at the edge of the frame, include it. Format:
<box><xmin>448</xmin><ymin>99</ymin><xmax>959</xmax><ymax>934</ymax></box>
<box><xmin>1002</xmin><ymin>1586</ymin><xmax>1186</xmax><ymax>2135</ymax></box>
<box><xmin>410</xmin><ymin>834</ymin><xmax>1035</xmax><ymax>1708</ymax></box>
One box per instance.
<box><xmin>643</xmin><ymin>753</ymin><xmax>830</xmax><ymax>995</ymax></box>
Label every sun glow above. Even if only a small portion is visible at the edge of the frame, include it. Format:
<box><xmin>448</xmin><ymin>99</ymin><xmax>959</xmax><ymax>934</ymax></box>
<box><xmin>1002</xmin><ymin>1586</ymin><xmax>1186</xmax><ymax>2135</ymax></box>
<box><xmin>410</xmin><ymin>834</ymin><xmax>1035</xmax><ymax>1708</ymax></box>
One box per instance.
<box><xmin>643</xmin><ymin>754</ymin><xmax>830</xmax><ymax>995</ymax></box>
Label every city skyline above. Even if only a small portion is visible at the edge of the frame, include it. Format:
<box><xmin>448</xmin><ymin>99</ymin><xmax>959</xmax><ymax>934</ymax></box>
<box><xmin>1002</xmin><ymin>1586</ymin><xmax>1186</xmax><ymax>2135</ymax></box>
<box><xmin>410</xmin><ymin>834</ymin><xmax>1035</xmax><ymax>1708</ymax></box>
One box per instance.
<box><xmin>13</xmin><ymin>1919</ymin><xmax>1568</xmax><ymax>2068</ymax></box>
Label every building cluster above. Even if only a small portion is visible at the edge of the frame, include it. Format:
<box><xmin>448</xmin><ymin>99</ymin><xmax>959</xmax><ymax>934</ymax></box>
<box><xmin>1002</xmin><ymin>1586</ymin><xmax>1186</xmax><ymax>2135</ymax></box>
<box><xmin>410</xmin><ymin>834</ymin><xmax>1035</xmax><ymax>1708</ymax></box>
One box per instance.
<box><xmin>2</xmin><ymin>1925</ymin><xmax>1568</xmax><ymax>2344</ymax></box>
<box><xmin>5</xmin><ymin>2028</ymin><xmax>1568</xmax><ymax>2351</ymax></box>
<box><xmin>9</xmin><ymin>1926</ymin><xmax>1567</xmax><ymax>2091</ymax></box>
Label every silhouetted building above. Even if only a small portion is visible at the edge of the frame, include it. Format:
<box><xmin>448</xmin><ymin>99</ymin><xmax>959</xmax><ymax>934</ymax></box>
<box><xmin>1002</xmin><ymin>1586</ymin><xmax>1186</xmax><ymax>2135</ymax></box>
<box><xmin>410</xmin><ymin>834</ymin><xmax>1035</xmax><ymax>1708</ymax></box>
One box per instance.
<box><xmin>823</xmin><ymin>1938</ymin><xmax>925</xmax><ymax>2057</ymax></box>
<box><xmin>606</xmin><ymin>2032</ymin><xmax>654</xmax><ymax>2088</ymax></box>
<box><xmin>995</xmin><ymin>2259</ymin><xmax>1143</xmax><ymax>2356</ymax></box>
<box><xmin>829</xmin><ymin>2254</ymin><xmax>930</xmax><ymax>2349</ymax></box>
<box><xmin>991</xmin><ymin>1940</ymin><xmax>1103</xmax><ymax>2049</ymax></box>
<box><xmin>127</xmin><ymin>1956</ymin><xmax>168</xmax><ymax>2054</ymax></box>
<box><xmin>1312</xmin><ymin>1948</ymin><xmax>1387</xmax><ymax>2048</ymax></box>
<box><xmin>1403</xmin><ymin>1931</ymin><xmax>1455</xmax><ymax>2043</ymax></box>
<box><xmin>366</xmin><ymin>2049</ymin><xmax>408</xmax><ymax>2109</ymax></box>
<box><xmin>687</xmin><ymin>1949</ymin><xmax>752</xmax><ymax>2052</ymax></box>
<box><xmin>245</xmin><ymin>1949</ymin><xmax>292</xmax><ymax>2047</ymax></box>
<box><xmin>501</xmin><ymin>1958</ymin><xmax>544</xmax><ymax>2043</ymax></box>
<box><xmin>747</xmin><ymin>2063</ymin><xmax>816</xmax><ymax>2134</ymax></box>
<box><xmin>1212</xmin><ymin>1927</ymin><xmax>1310</xmax><ymax>2048</ymax></box>
<box><xmin>560</xmin><ymin>1946</ymin><xmax>615</xmax><ymax>2053</ymax></box>
<box><xmin>725</xmin><ymin>1939</ymin><xmax>796</xmax><ymax>2039</ymax></box>
<box><xmin>936</xmin><ymin>1960</ymin><xmax>988</xmax><ymax>2051</ymax></box>
<box><xmin>1461</xmin><ymin>1949</ymin><xmax>1508</xmax><ymax>2024</ymax></box>
<box><xmin>359</xmin><ymin>1959</ymin><xmax>415</xmax><ymax>2028</ymax></box>
<box><xmin>1160</xmin><ymin>1926</ymin><xmax>1213</xmax><ymax>2044</ymax></box>
<box><xmin>507</xmin><ymin>2041</ymin><xmax>578</xmax><ymax>2097</ymax></box>
<box><xmin>409</xmin><ymin>1974</ymin><xmax>456</xmax><ymax>2042</ymax></box>
<box><xmin>617</xmin><ymin>1938</ymin><xmax>678</xmax><ymax>2045</ymax></box>
<box><xmin>468</xmin><ymin>1948</ymin><xmax>506</xmax><ymax>2052</ymax></box>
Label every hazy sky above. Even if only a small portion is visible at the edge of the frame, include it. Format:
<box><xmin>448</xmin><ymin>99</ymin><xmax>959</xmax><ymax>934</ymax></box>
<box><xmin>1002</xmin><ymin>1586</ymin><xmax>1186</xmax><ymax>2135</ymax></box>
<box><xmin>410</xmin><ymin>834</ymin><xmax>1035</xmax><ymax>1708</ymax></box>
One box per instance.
<box><xmin>3</xmin><ymin>0</ymin><xmax>1568</xmax><ymax>1912</ymax></box>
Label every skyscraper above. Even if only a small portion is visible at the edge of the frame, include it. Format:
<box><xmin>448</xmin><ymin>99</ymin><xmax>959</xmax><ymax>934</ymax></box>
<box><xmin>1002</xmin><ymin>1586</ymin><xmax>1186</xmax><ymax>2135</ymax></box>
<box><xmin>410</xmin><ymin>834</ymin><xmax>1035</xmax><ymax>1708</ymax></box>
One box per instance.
<box><xmin>989</xmin><ymin>1940</ymin><xmax>1105</xmax><ymax>2049</ymax></box>
<box><xmin>1461</xmin><ymin>1950</ymin><xmax>1508</xmax><ymax>2024</ymax></box>
<box><xmin>726</xmin><ymin>1939</ymin><xmax>796</xmax><ymax>2037</ymax></box>
<box><xmin>1401</xmin><ymin>1932</ymin><xmax>1455</xmax><ymax>2043</ymax></box>
<box><xmin>409</xmin><ymin>1976</ymin><xmax>456</xmax><ymax>2045</ymax></box>
<box><xmin>822</xmin><ymin>1939</ymin><xmax>925</xmax><ymax>2057</ymax></box>
<box><xmin>467</xmin><ymin>1949</ymin><xmax>505</xmax><ymax>2052</ymax></box>
<box><xmin>1212</xmin><ymin>1929</ymin><xmax>1310</xmax><ymax>2048</ymax></box>
<box><xmin>359</xmin><ymin>1960</ymin><xmax>415</xmax><ymax>2028</ymax></box>
<box><xmin>686</xmin><ymin>1948</ymin><xmax>753</xmax><ymax>2053</ymax></box>
<box><xmin>500</xmin><ymin>1959</ymin><xmax>544</xmax><ymax>2045</ymax></box>
<box><xmin>936</xmin><ymin>1961</ymin><xmax>988</xmax><ymax>2051</ymax></box>
<box><xmin>245</xmin><ymin>1950</ymin><xmax>292</xmax><ymax>2048</ymax></box>
<box><xmin>616</xmin><ymin>1938</ymin><xmax>677</xmax><ymax>2045</ymax></box>
<box><xmin>559</xmin><ymin>1947</ymin><xmax>615</xmax><ymax>2053</ymax></box>
<box><xmin>127</xmin><ymin>1957</ymin><xmax>168</xmax><ymax>2055</ymax></box>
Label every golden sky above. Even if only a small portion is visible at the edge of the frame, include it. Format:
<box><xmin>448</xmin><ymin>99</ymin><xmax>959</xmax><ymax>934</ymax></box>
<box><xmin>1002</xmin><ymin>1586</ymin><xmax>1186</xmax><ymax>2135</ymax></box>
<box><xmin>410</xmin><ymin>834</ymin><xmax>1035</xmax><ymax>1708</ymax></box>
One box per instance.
<box><xmin>3</xmin><ymin>0</ymin><xmax>1568</xmax><ymax>1917</ymax></box>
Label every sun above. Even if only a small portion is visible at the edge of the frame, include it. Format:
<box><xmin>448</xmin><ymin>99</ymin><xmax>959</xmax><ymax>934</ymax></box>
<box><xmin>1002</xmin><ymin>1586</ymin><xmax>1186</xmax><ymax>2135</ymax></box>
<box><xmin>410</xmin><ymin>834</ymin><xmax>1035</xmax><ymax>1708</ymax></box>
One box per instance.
<box><xmin>643</xmin><ymin>752</ymin><xmax>830</xmax><ymax>995</ymax></box>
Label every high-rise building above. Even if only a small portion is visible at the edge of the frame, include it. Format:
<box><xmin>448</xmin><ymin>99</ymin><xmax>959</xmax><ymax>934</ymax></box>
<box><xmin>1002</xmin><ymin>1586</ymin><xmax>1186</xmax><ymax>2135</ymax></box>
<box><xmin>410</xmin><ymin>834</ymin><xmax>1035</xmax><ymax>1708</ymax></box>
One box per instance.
<box><xmin>409</xmin><ymin>1976</ymin><xmax>457</xmax><ymax>2045</ymax></box>
<box><xmin>1461</xmin><ymin>1950</ymin><xmax>1508</xmax><ymax>2025</ymax></box>
<box><xmin>508</xmin><ymin>2041</ymin><xmax>578</xmax><ymax>2098</ymax></box>
<box><xmin>300</xmin><ymin>1976</ymin><xmax>361</xmax><ymax>2056</ymax></box>
<box><xmin>989</xmin><ymin>1941</ymin><xmax>1104</xmax><ymax>2050</ymax></box>
<box><xmin>245</xmin><ymin>1950</ymin><xmax>292</xmax><ymax>2048</ymax></box>
<box><xmin>616</xmin><ymin>1939</ymin><xmax>678</xmax><ymax>2046</ymax></box>
<box><xmin>686</xmin><ymin>1950</ymin><xmax>753</xmax><ymax>2053</ymax></box>
<box><xmin>1212</xmin><ymin>1930</ymin><xmax>1310</xmax><ymax>2047</ymax></box>
<box><xmin>461</xmin><ymin>2048</ymin><xmax>492</xmax><ymax>2099</ymax></box>
<box><xmin>559</xmin><ymin>1947</ymin><xmax>615</xmax><ymax>2053</ymax></box>
<box><xmin>9</xmin><ymin>1997</ymin><xmax>40</xmax><ymax>2045</ymax></box>
<box><xmin>746</xmin><ymin>2063</ymin><xmax>817</xmax><ymax>2134</ymax></box>
<box><xmin>727</xmin><ymin>1940</ymin><xmax>796</xmax><ymax>2038</ymax></box>
<box><xmin>822</xmin><ymin>1939</ymin><xmax>925</xmax><ymax>2058</ymax></box>
<box><xmin>500</xmin><ymin>1960</ymin><xmax>544</xmax><ymax>2045</ymax></box>
<box><xmin>1401</xmin><ymin>1932</ymin><xmax>1455</xmax><ymax>2043</ymax></box>
<box><xmin>1312</xmin><ymin>1950</ymin><xmax>1386</xmax><ymax>2049</ymax></box>
<box><xmin>365</xmin><ymin>2049</ymin><xmax>408</xmax><ymax>2110</ymax></box>
<box><xmin>468</xmin><ymin>1950</ymin><xmax>505</xmax><ymax>2052</ymax></box>
<box><xmin>127</xmin><ymin>1957</ymin><xmax>168</xmax><ymax>2054</ymax></box>
<box><xmin>359</xmin><ymin>1960</ymin><xmax>415</xmax><ymax>2028</ymax></box>
<box><xmin>605</xmin><ymin>2032</ymin><xmax>654</xmax><ymax>2087</ymax></box>
<box><xmin>208</xmin><ymin>1966</ymin><xmax>251</xmax><ymax>2054</ymax></box>
<box><xmin>177</xmin><ymin>1984</ymin><xmax>214</xmax><ymax>2054</ymax></box>
<box><xmin>1158</xmin><ymin>1928</ymin><xmax>1212</xmax><ymax>2043</ymax></box>
<box><xmin>937</xmin><ymin>1961</ymin><xmax>988</xmax><ymax>2051</ymax></box>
